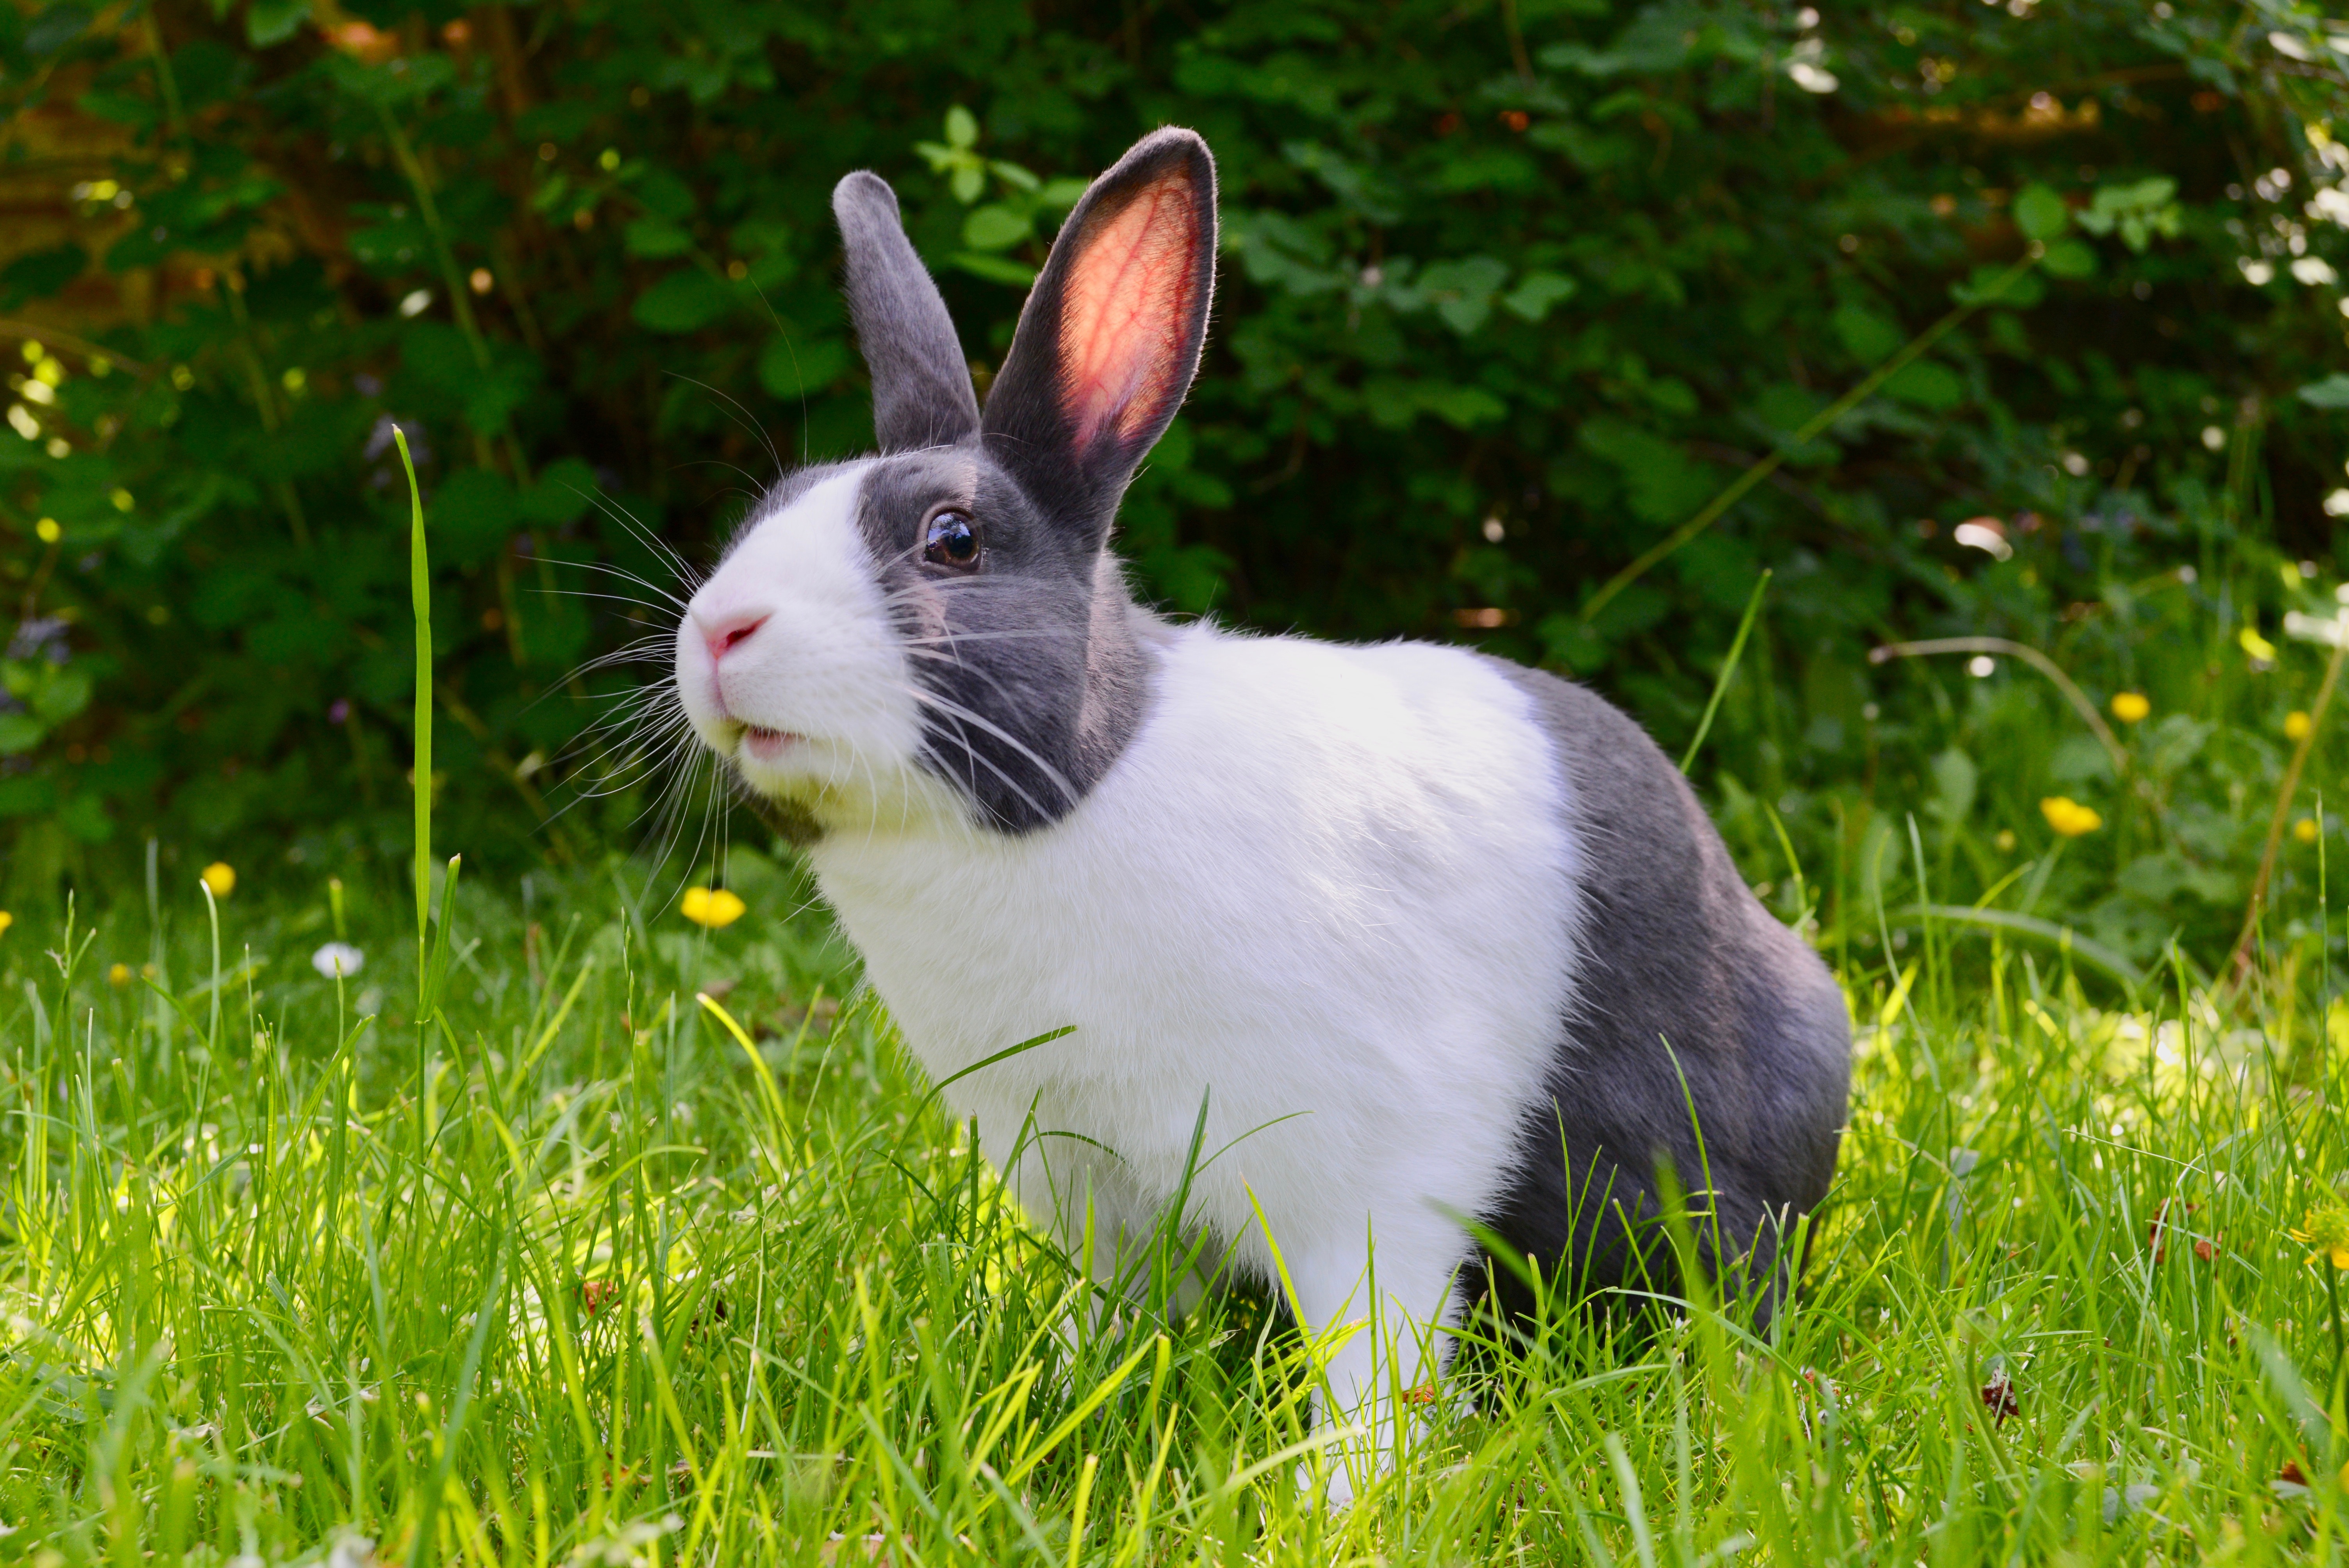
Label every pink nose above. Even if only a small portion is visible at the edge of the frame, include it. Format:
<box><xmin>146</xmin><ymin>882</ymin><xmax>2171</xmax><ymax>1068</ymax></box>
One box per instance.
<box><xmin>695</xmin><ymin>606</ymin><xmax>769</xmax><ymax>663</ymax></box>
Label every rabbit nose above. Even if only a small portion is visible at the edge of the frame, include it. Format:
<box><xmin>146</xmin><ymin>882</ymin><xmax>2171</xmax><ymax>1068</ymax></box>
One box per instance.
<box><xmin>695</xmin><ymin>606</ymin><xmax>770</xmax><ymax>663</ymax></box>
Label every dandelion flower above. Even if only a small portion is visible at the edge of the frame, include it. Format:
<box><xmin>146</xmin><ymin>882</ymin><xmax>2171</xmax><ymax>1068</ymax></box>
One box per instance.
<box><xmin>2286</xmin><ymin>710</ymin><xmax>2314</xmax><ymax>741</ymax></box>
<box><xmin>2110</xmin><ymin>691</ymin><xmax>2150</xmax><ymax>723</ymax></box>
<box><xmin>2241</xmin><ymin>625</ymin><xmax>2280</xmax><ymax>663</ymax></box>
<box><xmin>108</xmin><ymin>962</ymin><xmax>131</xmax><ymax>987</ymax></box>
<box><xmin>2298</xmin><ymin>817</ymin><xmax>2322</xmax><ymax>845</ymax></box>
<box><xmin>680</xmin><ymin>887</ymin><xmax>747</xmax><ymax>928</ymax></box>
<box><xmin>2291</xmin><ymin>1201</ymin><xmax>2349</xmax><ymax>1268</ymax></box>
<box><xmin>200</xmin><ymin>862</ymin><xmax>236</xmax><ymax>898</ymax></box>
<box><xmin>2040</xmin><ymin>796</ymin><xmax>2103</xmax><ymax>837</ymax></box>
<box><xmin>312</xmin><ymin>942</ymin><xmax>366</xmax><ymax>978</ymax></box>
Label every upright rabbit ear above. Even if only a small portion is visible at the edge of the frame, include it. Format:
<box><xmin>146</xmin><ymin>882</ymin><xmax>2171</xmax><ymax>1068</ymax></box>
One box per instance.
<box><xmin>981</xmin><ymin>128</ymin><xmax>1216</xmax><ymax>527</ymax></box>
<box><xmin>833</xmin><ymin>171</ymin><xmax>982</xmax><ymax>453</ymax></box>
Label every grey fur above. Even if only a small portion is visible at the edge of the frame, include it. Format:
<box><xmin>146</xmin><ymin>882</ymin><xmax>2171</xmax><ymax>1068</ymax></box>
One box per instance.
<box><xmin>1476</xmin><ymin>661</ymin><xmax>1851</xmax><ymax>1324</ymax></box>
<box><xmin>832</xmin><ymin>172</ymin><xmax>982</xmax><ymax>454</ymax></box>
<box><xmin>851</xmin><ymin>451</ymin><xmax>1153</xmax><ymax>832</ymax></box>
<box><xmin>804</xmin><ymin>136</ymin><xmax>1215</xmax><ymax>830</ymax></box>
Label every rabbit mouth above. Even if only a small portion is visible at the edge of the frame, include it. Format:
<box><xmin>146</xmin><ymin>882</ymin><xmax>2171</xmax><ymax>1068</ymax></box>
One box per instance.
<box><xmin>738</xmin><ymin>725</ymin><xmax>803</xmax><ymax>761</ymax></box>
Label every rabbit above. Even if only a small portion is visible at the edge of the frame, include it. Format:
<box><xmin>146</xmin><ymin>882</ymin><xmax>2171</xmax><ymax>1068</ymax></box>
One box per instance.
<box><xmin>673</xmin><ymin>127</ymin><xmax>1852</xmax><ymax>1503</ymax></box>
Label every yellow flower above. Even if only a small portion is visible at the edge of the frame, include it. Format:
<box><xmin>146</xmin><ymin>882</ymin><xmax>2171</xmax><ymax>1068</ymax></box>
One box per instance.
<box><xmin>0</xmin><ymin>911</ymin><xmax>12</xmax><ymax>938</ymax></box>
<box><xmin>680</xmin><ymin>886</ymin><xmax>746</xmax><ymax>929</ymax></box>
<box><xmin>2299</xmin><ymin>817</ymin><xmax>2322</xmax><ymax>845</ymax></box>
<box><xmin>2040</xmin><ymin>796</ymin><xmax>2103</xmax><ymax>837</ymax></box>
<box><xmin>2286</xmin><ymin>710</ymin><xmax>2314</xmax><ymax>741</ymax></box>
<box><xmin>2292</xmin><ymin>1202</ymin><xmax>2349</xmax><ymax>1269</ymax></box>
<box><xmin>200</xmin><ymin>862</ymin><xmax>235</xmax><ymax>898</ymax></box>
<box><xmin>2241</xmin><ymin>625</ymin><xmax>2280</xmax><ymax>663</ymax></box>
<box><xmin>1995</xmin><ymin>829</ymin><xmax>2018</xmax><ymax>853</ymax></box>
<box><xmin>108</xmin><ymin>962</ymin><xmax>131</xmax><ymax>987</ymax></box>
<box><xmin>2110</xmin><ymin>691</ymin><xmax>2150</xmax><ymax>724</ymax></box>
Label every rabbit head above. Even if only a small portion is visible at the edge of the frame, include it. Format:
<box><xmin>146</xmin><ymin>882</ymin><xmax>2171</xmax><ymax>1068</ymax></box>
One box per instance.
<box><xmin>675</xmin><ymin>129</ymin><xmax>1217</xmax><ymax>836</ymax></box>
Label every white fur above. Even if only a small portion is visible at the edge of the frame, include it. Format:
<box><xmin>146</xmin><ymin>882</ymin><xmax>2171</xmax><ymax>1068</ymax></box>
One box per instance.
<box><xmin>676</xmin><ymin>465</ymin><xmax>955</xmax><ymax>827</ymax></box>
<box><xmin>683</xmin><ymin>475</ymin><xmax>1586</xmax><ymax>1499</ymax></box>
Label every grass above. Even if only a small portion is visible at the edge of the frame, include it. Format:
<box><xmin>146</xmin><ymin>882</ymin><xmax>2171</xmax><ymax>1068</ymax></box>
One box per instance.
<box><xmin>0</xmin><ymin>843</ymin><xmax>2347</xmax><ymax>1566</ymax></box>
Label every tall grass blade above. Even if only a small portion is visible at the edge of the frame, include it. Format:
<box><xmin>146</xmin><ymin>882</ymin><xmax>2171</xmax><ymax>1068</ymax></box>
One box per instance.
<box><xmin>396</xmin><ymin>424</ymin><xmax>432</xmax><ymax>996</ymax></box>
<box><xmin>1679</xmin><ymin>569</ymin><xmax>1770</xmax><ymax>775</ymax></box>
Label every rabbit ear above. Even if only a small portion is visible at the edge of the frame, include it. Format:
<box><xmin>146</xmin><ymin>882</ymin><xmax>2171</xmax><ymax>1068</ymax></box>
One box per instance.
<box><xmin>833</xmin><ymin>171</ymin><xmax>982</xmax><ymax>453</ymax></box>
<box><xmin>981</xmin><ymin>127</ymin><xmax>1216</xmax><ymax>527</ymax></box>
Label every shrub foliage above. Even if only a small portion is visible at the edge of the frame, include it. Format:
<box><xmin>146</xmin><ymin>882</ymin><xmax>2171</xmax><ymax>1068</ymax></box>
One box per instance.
<box><xmin>1</xmin><ymin>0</ymin><xmax>2347</xmax><ymax>967</ymax></box>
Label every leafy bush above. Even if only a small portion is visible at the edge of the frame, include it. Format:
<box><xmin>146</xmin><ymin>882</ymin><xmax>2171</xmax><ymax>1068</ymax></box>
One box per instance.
<box><xmin>2</xmin><ymin>0</ymin><xmax>2347</xmax><ymax>972</ymax></box>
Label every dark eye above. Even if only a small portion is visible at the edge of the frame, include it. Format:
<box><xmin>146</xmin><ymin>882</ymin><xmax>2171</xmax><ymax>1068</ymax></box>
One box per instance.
<box><xmin>924</xmin><ymin>509</ymin><xmax>980</xmax><ymax>569</ymax></box>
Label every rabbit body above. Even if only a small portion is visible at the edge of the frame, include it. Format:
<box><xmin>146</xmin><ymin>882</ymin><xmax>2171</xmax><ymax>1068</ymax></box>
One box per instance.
<box><xmin>815</xmin><ymin>614</ymin><xmax>1583</xmax><ymax>1322</ymax></box>
<box><xmin>674</xmin><ymin>127</ymin><xmax>1851</xmax><ymax>1501</ymax></box>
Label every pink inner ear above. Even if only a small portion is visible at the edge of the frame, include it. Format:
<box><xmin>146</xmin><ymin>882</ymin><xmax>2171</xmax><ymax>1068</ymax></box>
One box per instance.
<box><xmin>1058</xmin><ymin>175</ymin><xmax>1199</xmax><ymax>451</ymax></box>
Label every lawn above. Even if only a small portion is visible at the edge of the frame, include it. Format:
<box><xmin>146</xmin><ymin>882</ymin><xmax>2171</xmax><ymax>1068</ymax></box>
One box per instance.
<box><xmin>1</xmin><ymin>832</ymin><xmax>2344</xmax><ymax>1566</ymax></box>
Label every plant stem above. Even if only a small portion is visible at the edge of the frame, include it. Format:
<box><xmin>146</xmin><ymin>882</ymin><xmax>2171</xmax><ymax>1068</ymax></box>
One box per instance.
<box><xmin>1868</xmin><ymin>636</ymin><xmax>2129</xmax><ymax>777</ymax></box>
<box><xmin>1680</xmin><ymin>570</ymin><xmax>1771</xmax><ymax>775</ymax></box>
<box><xmin>2226</xmin><ymin>611</ymin><xmax>2349</xmax><ymax>996</ymax></box>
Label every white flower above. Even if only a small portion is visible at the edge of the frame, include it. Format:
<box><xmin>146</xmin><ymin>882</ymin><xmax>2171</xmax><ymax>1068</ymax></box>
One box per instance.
<box><xmin>1788</xmin><ymin>61</ymin><xmax>1838</xmax><ymax>94</ymax></box>
<box><xmin>2309</xmin><ymin>187</ymin><xmax>2349</xmax><ymax>226</ymax></box>
<box><xmin>2240</xmin><ymin>258</ymin><xmax>2276</xmax><ymax>285</ymax></box>
<box><xmin>312</xmin><ymin>942</ymin><xmax>365</xmax><ymax>978</ymax></box>
<box><xmin>2292</xmin><ymin>256</ymin><xmax>2340</xmax><ymax>285</ymax></box>
<box><xmin>2325</xmin><ymin>489</ymin><xmax>2349</xmax><ymax>518</ymax></box>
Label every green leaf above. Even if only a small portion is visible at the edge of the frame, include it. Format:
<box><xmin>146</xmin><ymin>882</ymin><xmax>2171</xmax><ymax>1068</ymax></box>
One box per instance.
<box><xmin>1501</xmin><ymin>271</ymin><xmax>1577</xmax><ymax>322</ymax></box>
<box><xmin>30</xmin><ymin>666</ymin><xmax>91</xmax><ymax>725</ymax></box>
<box><xmin>0</xmin><ymin>713</ymin><xmax>45</xmax><ymax>755</ymax></box>
<box><xmin>961</xmin><ymin>204</ymin><xmax>1032</xmax><ymax>251</ymax></box>
<box><xmin>1421</xmin><ymin>383</ymin><xmax>1506</xmax><ymax>427</ymax></box>
<box><xmin>1884</xmin><ymin>358</ymin><xmax>1965</xmax><ymax>411</ymax></box>
<box><xmin>431</xmin><ymin>468</ymin><xmax>517</xmax><ymax>568</ymax></box>
<box><xmin>0</xmin><ymin>243</ymin><xmax>86</xmax><ymax>308</ymax></box>
<box><xmin>1952</xmin><ymin>262</ymin><xmax>2045</xmax><ymax>309</ymax></box>
<box><xmin>757</xmin><ymin>336</ymin><xmax>851</xmax><ymax>399</ymax></box>
<box><xmin>2298</xmin><ymin>374</ymin><xmax>2349</xmax><ymax>410</ymax></box>
<box><xmin>522</xmin><ymin>458</ymin><xmax>598</xmax><ymax>525</ymax></box>
<box><xmin>1418</xmin><ymin>256</ymin><xmax>1509</xmax><ymax>335</ymax></box>
<box><xmin>950</xmin><ymin>251</ymin><xmax>1036</xmax><ymax>286</ymax></box>
<box><xmin>77</xmin><ymin>89</ymin><xmax>158</xmax><ymax>128</ymax></box>
<box><xmin>1929</xmin><ymin>747</ymin><xmax>1978</xmax><ymax>822</ymax></box>
<box><xmin>1830</xmin><ymin>304</ymin><xmax>1903</xmax><ymax>363</ymax></box>
<box><xmin>2039</xmin><ymin>239</ymin><xmax>2097</xmax><ymax>280</ymax></box>
<box><xmin>623</xmin><ymin>218</ymin><xmax>695</xmax><ymax>259</ymax></box>
<box><xmin>2013</xmin><ymin>183</ymin><xmax>2069</xmax><ymax>243</ymax></box>
<box><xmin>945</xmin><ymin>105</ymin><xmax>978</xmax><ymax>149</ymax></box>
<box><xmin>631</xmin><ymin>268</ymin><xmax>734</xmax><ymax>333</ymax></box>
<box><xmin>463</xmin><ymin>359</ymin><xmax>539</xmax><ymax>436</ymax></box>
<box><xmin>1578</xmin><ymin>418</ymin><xmax>1716</xmax><ymax>525</ymax></box>
<box><xmin>245</xmin><ymin>0</ymin><xmax>310</xmax><ymax>47</ymax></box>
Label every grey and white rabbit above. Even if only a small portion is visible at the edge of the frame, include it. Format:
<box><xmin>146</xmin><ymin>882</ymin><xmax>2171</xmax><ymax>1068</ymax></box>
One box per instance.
<box><xmin>673</xmin><ymin>128</ymin><xmax>1851</xmax><ymax>1499</ymax></box>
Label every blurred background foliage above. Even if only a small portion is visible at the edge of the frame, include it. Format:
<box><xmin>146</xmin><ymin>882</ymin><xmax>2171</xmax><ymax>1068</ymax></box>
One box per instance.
<box><xmin>2</xmin><ymin>0</ymin><xmax>2348</xmax><ymax>977</ymax></box>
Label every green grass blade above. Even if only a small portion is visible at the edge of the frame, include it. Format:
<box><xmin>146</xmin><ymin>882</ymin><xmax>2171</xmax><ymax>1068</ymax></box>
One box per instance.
<box><xmin>1679</xmin><ymin>568</ymin><xmax>1771</xmax><ymax>776</ymax></box>
<box><xmin>395</xmin><ymin>424</ymin><xmax>432</xmax><ymax>997</ymax></box>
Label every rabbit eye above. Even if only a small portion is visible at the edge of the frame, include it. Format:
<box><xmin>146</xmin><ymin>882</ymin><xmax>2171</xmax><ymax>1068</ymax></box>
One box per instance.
<box><xmin>923</xmin><ymin>510</ymin><xmax>980</xmax><ymax>569</ymax></box>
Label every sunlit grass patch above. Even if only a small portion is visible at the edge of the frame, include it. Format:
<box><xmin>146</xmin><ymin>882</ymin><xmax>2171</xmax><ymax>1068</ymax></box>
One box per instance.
<box><xmin>0</xmin><ymin>867</ymin><xmax>2347</xmax><ymax>1565</ymax></box>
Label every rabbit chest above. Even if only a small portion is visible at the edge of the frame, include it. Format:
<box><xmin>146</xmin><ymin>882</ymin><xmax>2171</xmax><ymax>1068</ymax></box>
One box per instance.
<box><xmin>808</xmin><ymin>624</ymin><xmax>1587</xmax><ymax>1261</ymax></box>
